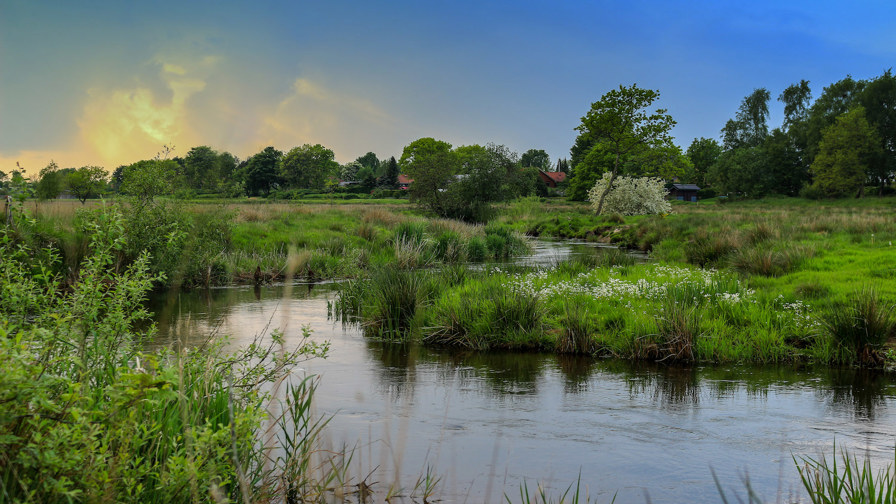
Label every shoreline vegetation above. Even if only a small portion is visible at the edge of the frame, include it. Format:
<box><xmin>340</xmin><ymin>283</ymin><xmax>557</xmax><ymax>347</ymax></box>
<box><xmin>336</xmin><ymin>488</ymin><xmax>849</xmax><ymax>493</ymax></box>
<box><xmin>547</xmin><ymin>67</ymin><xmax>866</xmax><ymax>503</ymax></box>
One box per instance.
<box><xmin>3</xmin><ymin>196</ymin><xmax>896</xmax><ymax>502</ymax></box>
<box><xmin>9</xmin><ymin>195</ymin><xmax>896</xmax><ymax>368</ymax></box>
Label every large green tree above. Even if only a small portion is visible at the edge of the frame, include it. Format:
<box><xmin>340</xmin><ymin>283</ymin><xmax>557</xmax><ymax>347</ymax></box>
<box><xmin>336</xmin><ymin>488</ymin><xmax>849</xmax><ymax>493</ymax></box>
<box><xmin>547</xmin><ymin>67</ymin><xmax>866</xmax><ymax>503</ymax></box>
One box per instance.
<box><xmin>35</xmin><ymin>161</ymin><xmax>63</xmax><ymax>200</ymax></box>
<box><xmin>183</xmin><ymin>146</ymin><xmax>220</xmax><ymax>191</ymax></box>
<box><xmin>858</xmin><ymin>70</ymin><xmax>896</xmax><ymax>193</ymax></box>
<box><xmin>280</xmin><ymin>144</ymin><xmax>338</xmax><ymax>190</ymax></box>
<box><xmin>574</xmin><ymin>84</ymin><xmax>676</xmax><ymax>214</ymax></box>
<box><xmin>67</xmin><ymin>166</ymin><xmax>107</xmax><ymax>204</ymax></box>
<box><xmin>121</xmin><ymin>160</ymin><xmax>176</xmax><ymax>207</ymax></box>
<box><xmin>722</xmin><ymin>88</ymin><xmax>771</xmax><ymax>150</ymax></box>
<box><xmin>685</xmin><ymin>137</ymin><xmax>722</xmax><ymax>186</ymax></box>
<box><xmin>810</xmin><ymin>107</ymin><xmax>882</xmax><ymax>198</ymax></box>
<box><xmin>520</xmin><ymin>149</ymin><xmax>550</xmax><ymax>170</ymax></box>
<box><xmin>243</xmin><ymin>147</ymin><xmax>282</xmax><ymax>197</ymax></box>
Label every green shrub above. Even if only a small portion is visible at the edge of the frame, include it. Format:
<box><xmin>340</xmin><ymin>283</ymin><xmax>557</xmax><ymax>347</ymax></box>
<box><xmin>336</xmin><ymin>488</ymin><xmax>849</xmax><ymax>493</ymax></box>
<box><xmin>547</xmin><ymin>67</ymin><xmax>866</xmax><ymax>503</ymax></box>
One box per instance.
<box><xmin>819</xmin><ymin>287</ymin><xmax>896</xmax><ymax>365</ymax></box>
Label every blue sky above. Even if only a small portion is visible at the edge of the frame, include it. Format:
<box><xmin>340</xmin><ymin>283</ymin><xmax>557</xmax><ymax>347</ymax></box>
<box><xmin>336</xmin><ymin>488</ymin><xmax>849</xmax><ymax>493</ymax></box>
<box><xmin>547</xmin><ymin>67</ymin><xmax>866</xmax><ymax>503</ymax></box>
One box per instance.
<box><xmin>2</xmin><ymin>0</ymin><xmax>894</xmax><ymax>173</ymax></box>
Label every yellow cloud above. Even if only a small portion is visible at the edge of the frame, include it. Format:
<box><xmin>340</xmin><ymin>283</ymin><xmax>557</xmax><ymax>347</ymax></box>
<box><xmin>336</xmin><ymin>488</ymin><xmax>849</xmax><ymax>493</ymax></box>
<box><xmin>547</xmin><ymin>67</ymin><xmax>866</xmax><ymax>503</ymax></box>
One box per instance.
<box><xmin>257</xmin><ymin>77</ymin><xmax>393</xmax><ymax>155</ymax></box>
<box><xmin>76</xmin><ymin>55</ymin><xmax>216</xmax><ymax>165</ymax></box>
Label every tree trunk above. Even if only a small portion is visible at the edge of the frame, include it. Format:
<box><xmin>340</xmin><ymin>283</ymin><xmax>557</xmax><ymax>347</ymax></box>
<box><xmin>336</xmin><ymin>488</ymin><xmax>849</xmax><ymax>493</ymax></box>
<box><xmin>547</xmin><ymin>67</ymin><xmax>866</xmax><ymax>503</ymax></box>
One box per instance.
<box><xmin>594</xmin><ymin>153</ymin><xmax>621</xmax><ymax>215</ymax></box>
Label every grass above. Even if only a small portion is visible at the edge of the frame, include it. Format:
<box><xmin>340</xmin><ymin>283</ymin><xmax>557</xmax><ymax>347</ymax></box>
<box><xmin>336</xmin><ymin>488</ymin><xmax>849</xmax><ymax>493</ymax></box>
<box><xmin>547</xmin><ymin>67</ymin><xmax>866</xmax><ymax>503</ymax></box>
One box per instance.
<box><xmin>797</xmin><ymin>445</ymin><xmax>896</xmax><ymax>504</ymax></box>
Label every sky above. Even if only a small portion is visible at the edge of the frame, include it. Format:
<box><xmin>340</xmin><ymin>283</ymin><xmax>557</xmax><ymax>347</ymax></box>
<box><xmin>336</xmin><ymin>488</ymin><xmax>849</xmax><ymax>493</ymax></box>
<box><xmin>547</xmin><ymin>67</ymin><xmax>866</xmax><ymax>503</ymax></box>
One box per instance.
<box><xmin>2</xmin><ymin>0</ymin><xmax>895</xmax><ymax>175</ymax></box>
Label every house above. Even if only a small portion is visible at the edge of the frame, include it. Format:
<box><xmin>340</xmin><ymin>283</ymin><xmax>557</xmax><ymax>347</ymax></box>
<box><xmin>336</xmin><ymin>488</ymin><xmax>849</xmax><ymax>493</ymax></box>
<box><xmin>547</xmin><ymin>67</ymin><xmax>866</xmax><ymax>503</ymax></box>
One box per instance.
<box><xmin>537</xmin><ymin>170</ymin><xmax>567</xmax><ymax>188</ymax></box>
<box><xmin>397</xmin><ymin>174</ymin><xmax>413</xmax><ymax>190</ymax></box>
<box><xmin>668</xmin><ymin>183</ymin><xmax>700</xmax><ymax>202</ymax></box>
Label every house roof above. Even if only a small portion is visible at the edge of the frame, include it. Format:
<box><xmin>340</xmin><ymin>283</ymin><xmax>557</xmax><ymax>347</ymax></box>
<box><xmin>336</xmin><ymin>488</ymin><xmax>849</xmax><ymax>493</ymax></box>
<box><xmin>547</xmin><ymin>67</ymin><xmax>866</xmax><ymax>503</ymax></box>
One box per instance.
<box><xmin>397</xmin><ymin>174</ymin><xmax>414</xmax><ymax>184</ymax></box>
<box><xmin>671</xmin><ymin>183</ymin><xmax>700</xmax><ymax>191</ymax></box>
<box><xmin>539</xmin><ymin>171</ymin><xmax>567</xmax><ymax>183</ymax></box>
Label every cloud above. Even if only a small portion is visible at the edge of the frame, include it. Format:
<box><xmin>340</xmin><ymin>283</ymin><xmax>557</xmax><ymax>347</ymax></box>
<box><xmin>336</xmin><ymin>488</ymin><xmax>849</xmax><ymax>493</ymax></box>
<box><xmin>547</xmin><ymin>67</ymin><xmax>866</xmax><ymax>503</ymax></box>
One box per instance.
<box><xmin>256</xmin><ymin>77</ymin><xmax>395</xmax><ymax>159</ymax></box>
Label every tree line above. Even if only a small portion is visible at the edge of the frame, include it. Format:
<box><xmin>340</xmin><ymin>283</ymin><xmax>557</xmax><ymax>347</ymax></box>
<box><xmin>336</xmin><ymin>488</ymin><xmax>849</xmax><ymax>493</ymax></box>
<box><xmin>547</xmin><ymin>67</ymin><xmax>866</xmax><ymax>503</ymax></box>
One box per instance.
<box><xmin>564</xmin><ymin>70</ymin><xmax>895</xmax><ymax>200</ymax></box>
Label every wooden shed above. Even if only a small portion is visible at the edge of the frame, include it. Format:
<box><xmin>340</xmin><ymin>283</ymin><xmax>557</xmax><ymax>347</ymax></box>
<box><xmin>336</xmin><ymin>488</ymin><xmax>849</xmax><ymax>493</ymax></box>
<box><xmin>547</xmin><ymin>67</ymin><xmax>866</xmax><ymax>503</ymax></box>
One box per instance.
<box><xmin>669</xmin><ymin>183</ymin><xmax>700</xmax><ymax>202</ymax></box>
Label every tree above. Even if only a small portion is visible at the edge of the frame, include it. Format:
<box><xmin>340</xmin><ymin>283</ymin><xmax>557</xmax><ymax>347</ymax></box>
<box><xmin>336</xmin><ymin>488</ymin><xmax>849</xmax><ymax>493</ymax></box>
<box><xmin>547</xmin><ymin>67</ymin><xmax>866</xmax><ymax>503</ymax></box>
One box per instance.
<box><xmin>399</xmin><ymin>137</ymin><xmax>452</xmax><ymax>172</ymax></box>
<box><xmin>121</xmin><ymin>160</ymin><xmax>176</xmax><ymax>207</ymax></box>
<box><xmin>686</xmin><ymin>137</ymin><xmax>722</xmax><ymax>186</ymax></box>
<box><xmin>243</xmin><ymin>147</ymin><xmax>283</xmax><ymax>196</ymax></box>
<box><xmin>858</xmin><ymin>70</ymin><xmax>896</xmax><ymax>194</ymax></box>
<box><xmin>567</xmin><ymin>143</ymin><xmax>615</xmax><ymax>201</ymax></box>
<box><xmin>340</xmin><ymin>161</ymin><xmax>363</xmax><ymax>182</ymax></box>
<box><xmin>722</xmin><ymin>88</ymin><xmax>771</xmax><ymax>150</ymax></box>
<box><xmin>624</xmin><ymin>144</ymin><xmax>691</xmax><ymax>180</ymax></box>
<box><xmin>520</xmin><ymin>149</ymin><xmax>550</xmax><ymax>170</ymax></box>
<box><xmin>575</xmin><ymin>84</ymin><xmax>676</xmax><ymax>214</ymax></box>
<box><xmin>707</xmin><ymin>147</ymin><xmax>770</xmax><ymax>198</ymax></box>
<box><xmin>806</xmin><ymin>76</ymin><xmax>866</xmax><ymax>165</ymax></box>
<box><xmin>67</xmin><ymin>166</ymin><xmax>107</xmax><ymax>203</ymax></box>
<box><xmin>587</xmin><ymin>173</ymin><xmax>671</xmax><ymax>215</ymax></box>
<box><xmin>810</xmin><ymin>107</ymin><xmax>882</xmax><ymax>198</ymax></box>
<box><xmin>381</xmin><ymin>156</ymin><xmax>399</xmax><ymax>189</ymax></box>
<box><xmin>779</xmin><ymin>80</ymin><xmax>812</xmax><ymax>129</ymax></box>
<box><xmin>763</xmin><ymin>128</ymin><xmax>808</xmax><ymax>196</ymax></box>
<box><xmin>355</xmin><ymin>152</ymin><xmax>380</xmax><ymax>172</ymax></box>
<box><xmin>35</xmin><ymin>161</ymin><xmax>63</xmax><ymax>200</ymax></box>
<box><xmin>183</xmin><ymin>146</ymin><xmax>219</xmax><ymax>192</ymax></box>
<box><xmin>280</xmin><ymin>144</ymin><xmax>338</xmax><ymax>190</ymax></box>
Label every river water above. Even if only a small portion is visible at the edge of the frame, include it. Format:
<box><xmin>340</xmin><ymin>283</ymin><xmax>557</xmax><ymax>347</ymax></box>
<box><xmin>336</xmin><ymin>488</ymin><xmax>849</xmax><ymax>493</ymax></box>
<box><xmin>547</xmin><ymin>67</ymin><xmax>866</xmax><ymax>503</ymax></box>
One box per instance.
<box><xmin>149</xmin><ymin>243</ymin><xmax>896</xmax><ymax>504</ymax></box>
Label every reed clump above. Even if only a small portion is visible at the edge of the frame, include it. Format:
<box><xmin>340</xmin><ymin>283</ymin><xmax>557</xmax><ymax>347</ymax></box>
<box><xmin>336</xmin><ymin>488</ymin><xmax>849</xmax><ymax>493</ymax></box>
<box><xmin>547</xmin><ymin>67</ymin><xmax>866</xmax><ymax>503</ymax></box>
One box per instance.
<box><xmin>819</xmin><ymin>287</ymin><xmax>896</xmax><ymax>365</ymax></box>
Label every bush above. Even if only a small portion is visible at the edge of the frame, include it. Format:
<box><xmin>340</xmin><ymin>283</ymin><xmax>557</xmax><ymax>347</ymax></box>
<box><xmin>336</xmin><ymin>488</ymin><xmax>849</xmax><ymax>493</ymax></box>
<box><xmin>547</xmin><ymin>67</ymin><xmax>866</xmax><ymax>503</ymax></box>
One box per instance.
<box><xmin>696</xmin><ymin>187</ymin><xmax>717</xmax><ymax>199</ymax></box>
<box><xmin>587</xmin><ymin>173</ymin><xmax>672</xmax><ymax>215</ymax></box>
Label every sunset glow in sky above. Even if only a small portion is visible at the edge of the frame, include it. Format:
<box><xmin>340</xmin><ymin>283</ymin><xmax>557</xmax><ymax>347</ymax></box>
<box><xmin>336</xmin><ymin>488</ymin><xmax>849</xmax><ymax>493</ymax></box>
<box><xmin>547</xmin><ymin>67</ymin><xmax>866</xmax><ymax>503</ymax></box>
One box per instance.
<box><xmin>2</xmin><ymin>0</ymin><xmax>895</xmax><ymax>174</ymax></box>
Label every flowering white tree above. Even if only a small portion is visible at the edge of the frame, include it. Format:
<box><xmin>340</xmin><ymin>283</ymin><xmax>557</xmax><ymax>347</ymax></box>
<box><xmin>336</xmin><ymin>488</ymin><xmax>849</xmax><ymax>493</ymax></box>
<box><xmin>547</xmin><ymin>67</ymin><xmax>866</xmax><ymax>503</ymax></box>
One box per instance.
<box><xmin>587</xmin><ymin>173</ymin><xmax>671</xmax><ymax>215</ymax></box>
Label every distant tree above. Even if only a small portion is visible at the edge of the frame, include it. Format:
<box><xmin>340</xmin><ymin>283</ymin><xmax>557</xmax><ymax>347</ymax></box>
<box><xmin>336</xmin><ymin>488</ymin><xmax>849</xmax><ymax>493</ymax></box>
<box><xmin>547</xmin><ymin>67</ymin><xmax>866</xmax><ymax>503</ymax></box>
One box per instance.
<box><xmin>183</xmin><ymin>146</ymin><xmax>219</xmax><ymax>191</ymax></box>
<box><xmin>520</xmin><ymin>149</ymin><xmax>550</xmax><ymax>170</ymax></box>
<box><xmin>399</xmin><ymin>137</ymin><xmax>453</xmax><ymax>172</ymax></box>
<box><xmin>355</xmin><ymin>152</ymin><xmax>380</xmax><ymax>171</ymax></box>
<box><xmin>779</xmin><ymin>80</ymin><xmax>813</xmax><ymax>129</ymax></box>
<box><xmin>810</xmin><ymin>107</ymin><xmax>882</xmax><ymax>198</ymax></box>
<box><xmin>404</xmin><ymin>148</ymin><xmax>459</xmax><ymax>217</ymax></box>
<box><xmin>574</xmin><ymin>84</ymin><xmax>676</xmax><ymax>214</ymax></box>
<box><xmin>244</xmin><ymin>147</ymin><xmax>283</xmax><ymax>196</ymax></box>
<box><xmin>340</xmin><ymin>161</ymin><xmax>363</xmax><ymax>182</ymax></box>
<box><xmin>858</xmin><ymin>70</ymin><xmax>896</xmax><ymax>194</ymax></box>
<box><xmin>805</xmin><ymin>76</ymin><xmax>866</xmax><ymax>165</ymax></box>
<box><xmin>686</xmin><ymin>137</ymin><xmax>722</xmax><ymax>186</ymax></box>
<box><xmin>722</xmin><ymin>88</ymin><xmax>771</xmax><ymax>150</ymax></box>
<box><xmin>708</xmin><ymin>147</ymin><xmax>770</xmax><ymax>198</ymax></box>
<box><xmin>109</xmin><ymin>165</ymin><xmax>127</xmax><ymax>193</ymax></box>
<box><xmin>763</xmin><ymin>128</ymin><xmax>808</xmax><ymax>196</ymax></box>
<box><xmin>381</xmin><ymin>156</ymin><xmax>399</xmax><ymax>189</ymax></box>
<box><xmin>35</xmin><ymin>161</ymin><xmax>63</xmax><ymax>200</ymax></box>
<box><xmin>121</xmin><ymin>160</ymin><xmax>176</xmax><ymax>207</ymax></box>
<box><xmin>555</xmin><ymin>158</ymin><xmax>570</xmax><ymax>173</ymax></box>
<box><xmin>67</xmin><ymin>166</ymin><xmax>107</xmax><ymax>204</ymax></box>
<box><xmin>280</xmin><ymin>144</ymin><xmax>338</xmax><ymax>190</ymax></box>
<box><xmin>356</xmin><ymin>166</ymin><xmax>377</xmax><ymax>191</ymax></box>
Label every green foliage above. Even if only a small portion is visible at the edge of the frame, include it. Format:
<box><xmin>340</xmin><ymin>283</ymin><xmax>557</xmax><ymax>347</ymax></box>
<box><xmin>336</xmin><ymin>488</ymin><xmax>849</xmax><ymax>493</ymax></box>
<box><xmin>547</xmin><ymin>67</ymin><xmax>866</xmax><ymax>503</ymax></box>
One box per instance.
<box><xmin>722</xmin><ymin>88</ymin><xmax>771</xmax><ymax>149</ymax></box>
<box><xmin>67</xmin><ymin>165</ymin><xmax>108</xmax><ymax>203</ymax></box>
<box><xmin>520</xmin><ymin>148</ymin><xmax>551</xmax><ymax>170</ymax></box>
<box><xmin>811</xmin><ymin>106</ymin><xmax>883</xmax><ymax>198</ymax></box>
<box><xmin>35</xmin><ymin>161</ymin><xmax>63</xmax><ymax>200</ymax></box>
<box><xmin>242</xmin><ymin>146</ymin><xmax>283</xmax><ymax>196</ymax></box>
<box><xmin>574</xmin><ymin>84</ymin><xmax>677</xmax><ymax>214</ymax></box>
<box><xmin>121</xmin><ymin>159</ymin><xmax>176</xmax><ymax>207</ymax></box>
<box><xmin>0</xmin><ymin>207</ymin><xmax>330</xmax><ymax>503</ymax></box>
<box><xmin>281</xmin><ymin>144</ymin><xmax>339</xmax><ymax>190</ymax></box>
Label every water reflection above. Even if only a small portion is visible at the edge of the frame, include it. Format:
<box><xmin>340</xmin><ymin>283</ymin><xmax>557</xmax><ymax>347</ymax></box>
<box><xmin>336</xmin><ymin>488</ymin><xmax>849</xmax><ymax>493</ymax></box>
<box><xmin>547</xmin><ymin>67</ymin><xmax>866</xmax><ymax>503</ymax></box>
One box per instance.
<box><xmin>146</xmin><ymin>264</ymin><xmax>896</xmax><ymax>503</ymax></box>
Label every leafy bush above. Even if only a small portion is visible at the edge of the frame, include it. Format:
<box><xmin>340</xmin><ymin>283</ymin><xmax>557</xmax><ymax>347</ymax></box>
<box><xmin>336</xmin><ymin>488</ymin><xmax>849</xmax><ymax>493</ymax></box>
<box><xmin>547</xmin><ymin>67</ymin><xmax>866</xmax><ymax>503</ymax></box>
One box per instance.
<box><xmin>0</xmin><ymin>207</ymin><xmax>330</xmax><ymax>502</ymax></box>
<box><xmin>587</xmin><ymin>173</ymin><xmax>672</xmax><ymax>215</ymax></box>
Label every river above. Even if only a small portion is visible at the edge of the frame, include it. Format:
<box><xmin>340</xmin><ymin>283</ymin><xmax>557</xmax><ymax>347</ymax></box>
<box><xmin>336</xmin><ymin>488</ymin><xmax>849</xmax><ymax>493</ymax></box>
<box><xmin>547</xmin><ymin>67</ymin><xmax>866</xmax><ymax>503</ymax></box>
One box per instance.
<box><xmin>149</xmin><ymin>243</ymin><xmax>896</xmax><ymax>503</ymax></box>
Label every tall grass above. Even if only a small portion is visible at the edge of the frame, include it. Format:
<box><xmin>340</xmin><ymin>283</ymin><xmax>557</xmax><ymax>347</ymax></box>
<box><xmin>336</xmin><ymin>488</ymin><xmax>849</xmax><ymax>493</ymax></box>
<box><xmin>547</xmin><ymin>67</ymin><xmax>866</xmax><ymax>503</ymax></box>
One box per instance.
<box><xmin>818</xmin><ymin>287</ymin><xmax>896</xmax><ymax>365</ymax></box>
<box><xmin>797</xmin><ymin>445</ymin><xmax>896</xmax><ymax>504</ymax></box>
